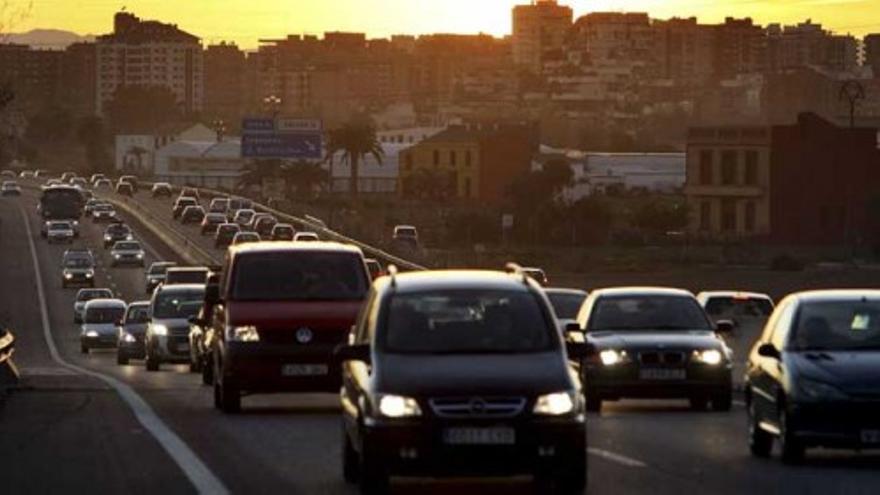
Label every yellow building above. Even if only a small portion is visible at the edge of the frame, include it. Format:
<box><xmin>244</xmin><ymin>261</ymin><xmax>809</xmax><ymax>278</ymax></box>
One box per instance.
<box><xmin>684</xmin><ymin>126</ymin><xmax>772</xmax><ymax>238</ymax></box>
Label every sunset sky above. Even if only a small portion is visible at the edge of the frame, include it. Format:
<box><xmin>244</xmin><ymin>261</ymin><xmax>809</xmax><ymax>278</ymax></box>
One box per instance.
<box><xmin>6</xmin><ymin>0</ymin><xmax>880</xmax><ymax>48</ymax></box>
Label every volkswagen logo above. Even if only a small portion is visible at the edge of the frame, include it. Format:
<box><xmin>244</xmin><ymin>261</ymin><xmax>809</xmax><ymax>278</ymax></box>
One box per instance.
<box><xmin>469</xmin><ymin>398</ymin><xmax>487</xmax><ymax>415</ymax></box>
<box><xmin>295</xmin><ymin>327</ymin><xmax>313</xmax><ymax>344</ymax></box>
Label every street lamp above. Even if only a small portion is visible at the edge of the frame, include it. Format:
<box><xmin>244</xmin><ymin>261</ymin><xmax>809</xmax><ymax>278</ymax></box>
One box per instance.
<box><xmin>211</xmin><ymin>119</ymin><xmax>227</xmax><ymax>142</ymax></box>
<box><xmin>263</xmin><ymin>95</ymin><xmax>282</xmax><ymax>119</ymax></box>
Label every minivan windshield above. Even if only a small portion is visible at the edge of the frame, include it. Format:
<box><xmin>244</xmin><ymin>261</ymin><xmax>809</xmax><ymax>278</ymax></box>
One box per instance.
<box><xmin>231</xmin><ymin>251</ymin><xmax>368</xmax><ymax>301</ymax></box>
<box><xmin>790</xmin><ymin>300</ymin><xmax>880</xmax><ymax>351</ymax></box>
<box><xmin>85</xmin><ymin>306</ymin><xmax>125</xmax><ymax>324</ymax></box>
<box><xmin>590</xmin><ymin>295</ymin><xmax>712</xmax><ymax>331</ymax></box>
<box><xmin>153</xmin><ymin>290</ymin><xmax>205</xmax><ymax>319</ymax></box>
<box><xmin>382</xmin><ymin>289</ymin><xmax>554</xmax><ymax>354</ymax></box>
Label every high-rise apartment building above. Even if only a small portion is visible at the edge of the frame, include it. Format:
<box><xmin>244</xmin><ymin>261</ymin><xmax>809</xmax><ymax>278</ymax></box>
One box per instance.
<box><xmin>96</xmin><ymin>12</ymin><xmax>203</xmax><ymax>116</ymax></box>
<box><xmin>865</xmin><ymin>34</ymin><xmax>880</xmax><ymax>76</ymax></box>
<box><xmin>204</xmin><ymin>42</ymin><xmax>246</xmax><ymax>124</ymax></box>
<box><xmin>0</xmin><ymin>44</ymin><xmax>63</xmax><ymax>113</ymax></box>
<box><xmin>512</xmin><ymin>1</ymin><xmax>573</xmax><ymax>73</ymax></box>
<box><xmin>61</xmin><ymin>42</ymin><xmax>97</xmax><ymax>116</ymax></box>
<box><xmin>767</xmin><ymin>21</ymin><xmax>858</xmax><ymax>73</ymax></box>
<box><xmin>653</xmin><ymin>17</ymin><xmax>715</xmax><ymax>85</ymax></box>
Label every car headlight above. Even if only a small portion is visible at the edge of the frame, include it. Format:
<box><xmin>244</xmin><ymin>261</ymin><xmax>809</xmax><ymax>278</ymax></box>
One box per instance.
<box><xmin>694</xmin><ymin>349</ymin><xmax>724</xmax><ymax>366</ymax></box>
<box><xmin>378</xmin><ymin>395</ymin><xmax>422</xmax><ymax>418</ymax></box>
<box><xmin>599</xmin><ymin>349</ymin><xmax>630</xmax><ymax>366</ymax></box>
<box><xmin>85</xmin><ymin>330</ymin><xmax>99</xmax><ymax>337</ymax></box>
<box><xmin>85</xmin><ymin>271</ymin><xmax>94</xmax><ymax>278</ymax></box>
<box><xmin>136</xmin><ymin>253</ymin><xmax>144</xmax><ymax>259</ymax></box>
<box><xmin>152</xmin><ymin>324</ymin><xmax>168</xmax><ymax>336</ymax></box>
<box><xmin>123</xmin><ymin>333</ymin><xmax>137</xmax><ymax>343</ymax></box>
<box><xmin>64</xmin><ymin>273</ymin><xmax>73</xmax><ymax>279</ymax></box>
<box><xmin>104</xmin><ymin>235</ymin><xmax>111</xmax><ymax>241</ymax></box>
<box><xmin>533</xmin><ymin>391</ymin><xmax>577</xmax><ymax>416</ymax></box>
<box><xmin>72</xmin><ymin>221</ymin><xmax>78</xmax><ymax>227</ymax></box>
<box><xmin>797</xmin><ymin>378</ymin><xmax>849</xmax><ymax>402</ymax></box>
<box><xmin>113</xmin><ymin>254</ymin><xmax>121</xmax><ymax>259</ymax></box>
<box><xmin>228</xmin><ymin>325</ymin><xmax>260</xmax><ymax>342</ymax></box>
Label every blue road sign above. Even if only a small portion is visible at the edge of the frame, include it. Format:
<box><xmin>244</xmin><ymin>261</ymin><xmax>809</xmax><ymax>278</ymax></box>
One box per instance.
<box><xmin>242</xmin><ymin>118</ymin><xmax>276</xmax><ymax>133</ymax></box>
<box><xmin>241</xmin><ymin>133</ymin><xmax>323</xmax><ymax>159</ymax></box>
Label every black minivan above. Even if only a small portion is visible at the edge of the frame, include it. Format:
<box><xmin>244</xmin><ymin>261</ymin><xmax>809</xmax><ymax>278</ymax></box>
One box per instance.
<box><xmin>335</xmin><ymin>269</ymin><xmax>591</xmax><ymax>494</ymax></box>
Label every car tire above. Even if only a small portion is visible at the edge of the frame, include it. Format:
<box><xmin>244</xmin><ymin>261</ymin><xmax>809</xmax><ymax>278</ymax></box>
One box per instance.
<box><xmin>711</xmin><ymin>391</ymin><xmax>732</xmax><ymax>412</ymax></box>
<box><xmin>117</xmin><ymin>352</ymin><xmax>129</xmax><ymax>365</ymax></box>
<box><xmin>689</xmin><ymin>396</ymin><xmax>709</xmax><ymax>411</ymax></box>
<box><xmin>145</xmin><ymin>351</ymin><xmax>160</xmax><ymax>372</ymax></box>
<box><xmin>585</xmin><ymin>393</ymin><xmax>602</xmax><ymax>413</ymax></box>
<box><xmin>748</xmin><ymin>399</ymin><xmax>773</xmax><ymax>458</ymax></box>
<box><xmin>779</xmin><ymin>408</ymin><xmax>805</xmax><ymax>464</ymax></box>
<box><xmin>80</xmin><ymin>343</ymin><xmax>89</xmax><ymax>354</ymax></box>
<box><xmin>342</xmin><ymin>427</ymin><xmax>361</xmax><ymax>484</ymax></box>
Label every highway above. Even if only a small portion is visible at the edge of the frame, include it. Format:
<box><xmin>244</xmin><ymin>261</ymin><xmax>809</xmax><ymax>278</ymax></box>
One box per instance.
<box><xmin>2</xmin><ymin>187</ymin><xmax>880</xmax><ymax>494</ymax></box>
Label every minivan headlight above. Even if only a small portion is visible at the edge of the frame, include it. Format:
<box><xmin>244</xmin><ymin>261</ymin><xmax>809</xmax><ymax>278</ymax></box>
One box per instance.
<box><xmin>533</xmin><ymin>391</ymin><xmax>577</xmax><ymax>416</ymax></box>
<box><xmin>151</xmin><ymin>324</ymin><xmax>168</xmax><ymax>336</ymax></box>
<box><xmin>694</xmin><ymin>349</ymin><xmax>724</xmax><ymax>366</ymax></box>
<box><xmin>600</xmin><ymin>349</ymin><xmax>630</xmax><ymax>366</ymax></box>
<box><xmin>378</xmin><ymin>395</ymin><xmax>422</xmax><ymax>418</ymax></box>
<box><xmin>228</xmin><ymin>325</ymin><xmax>260</xmax><ymax>342</ymax></box>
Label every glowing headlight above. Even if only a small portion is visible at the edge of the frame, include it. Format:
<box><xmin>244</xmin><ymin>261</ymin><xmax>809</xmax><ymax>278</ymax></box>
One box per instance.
<box><xmin>123</xmin><ymin>333</ymin><xmax>137</xmax><ymax>343</ymax></box>
<box><xmin>229</xmin><ymin>325</ymin><xmax>260</xmax><ymax>342</ymax></box>
<box><xmin>533</xmin><ymin>391</ymin><xmax>577</xmax><ymax>416</ymax></box>
<box><xmin>85</xmin><ymin>330</ymin><xmax>99</xmax><ymax>337</ymax></box>
<box><xmin>104</xmin><ymin>235</ymin><xmax>111</xmax><ymax>240</ymax></box>
<box><xmin>378</xmin><ymin>395</ymin><xmax>422</xmax><ymax>418</ymax></box>
<box><xmin>136</xmin><ymin>253</ymin><xmax>143</xmax><ymax>259</ymax></box>
<box><xmin>600</xmin><ymin>349</ymin><xmax>628</xmax><ymax>366</ymax></box>
<box><xmin>695</xmin><ymin>349</ymin><xmax>723</xmax><ymax>366</ymax></box>
<box><xmin>126</xmin><ymin>235</ymin><xmax>133</xmax><ymax>240</ymax></box>
<box><xmin>113</xmin><ymin>254</ymin><xmax>121</xmax><ymax>259</ymax></box>
<box><xmin>85</xmin><ymin>272</ymin><xmax>93</xmax><ymax>278</ymax></box>
<box><xmin>64</xmin><ymin>273</ymin><xmax>73</xmax><ymax>279</ymax></box>
<box><xmin>151</xmin><ymin>324</ymin><xmax>168</xmax><ymax>336</ymax></box>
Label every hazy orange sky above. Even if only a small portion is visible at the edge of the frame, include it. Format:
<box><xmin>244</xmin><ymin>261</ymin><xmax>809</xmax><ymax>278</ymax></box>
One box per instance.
<box><xmin>6</xmin><ymin>0</ymin><xmax>880</xmax><ymax>48</ymax></box>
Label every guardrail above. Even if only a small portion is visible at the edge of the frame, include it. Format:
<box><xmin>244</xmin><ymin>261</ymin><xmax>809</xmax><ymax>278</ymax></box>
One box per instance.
<box><xmin>0</xmin><ymin>329</ymin><xmax>19</xmax><ymax>391</ymax></box>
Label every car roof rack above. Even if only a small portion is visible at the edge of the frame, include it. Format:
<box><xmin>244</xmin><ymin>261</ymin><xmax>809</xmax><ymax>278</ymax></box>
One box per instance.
<box><xmin>504</xmin><ymin>262</ymin><xmax>530</xmax><ymax>285</ymax></box>
<box><xmin>387</xmin><ymin>264</ymin><xmax>399</xmax><ymax>289</ymax></box>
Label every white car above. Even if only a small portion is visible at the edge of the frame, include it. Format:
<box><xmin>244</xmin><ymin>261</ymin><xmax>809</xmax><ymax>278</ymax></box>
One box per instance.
<box><xmin>80</xmin><ymin>299</ymin><xmax>127</xmax><ymax>354</ymax></box>
<box><xmin>293</xmin><ymin>232</ymin><xmax>320</xmax><ymax>242</ymax></box>
<box><xmin>92</xmin><ymin>204</ymin><xmax>118</xmax><ymax>222</ymax></box>
<box><xmin>110</xmin><ymin>240</ymin><xmax>146</xmax><ymax>267</ymax></box>
<box><xmin>42</xmin><ymin>218</ymin><xmax>80</xmax><ymax>238</ymax></box>
<box><xmin>73</xmin><ymin>288</ymin><xmax>114</xmax><ymax>324</ymax></box>
<box><xmin>46</xmin><ymin>220</ymin><xmax>76</xmax><ymax>244</ymax></box>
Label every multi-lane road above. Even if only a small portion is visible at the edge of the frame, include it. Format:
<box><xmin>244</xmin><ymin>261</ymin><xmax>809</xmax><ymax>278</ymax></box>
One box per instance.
<box><xmin>2</xmin><ymin>188</ymin><xmax>880</xmax><ymax>494</ymax></box>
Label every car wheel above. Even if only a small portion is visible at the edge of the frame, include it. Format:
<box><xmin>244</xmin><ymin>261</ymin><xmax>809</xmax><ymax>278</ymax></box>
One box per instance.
<box><xmin>342</xmin><ymin>426</ymin><xmax>361</xmax><ymax>484</ymax></box>
<box><xmin>117</xmin><ymin>351</ymin><xmax>129</xmax><ymax>366</ymax></box>
<box><xmin>748</xmin><ymin>399</ymin><xmax>773</xmax><ymax>458</ymax></box>
<box><xmin>585</xmin><ymin>393</ymin><xmax>602</xmax><ymax>413</ymax></box>
<box><xmin>145</xmin><ymin>350</ymin><xmax>160</xmax><ymax>372</ymax></box>
<box><xmin>779</xmin><ymin>408</ymin><xmax>805</xmax><ymax>464</ymax></box>
<box><xmin>80</xmin><ymin>343</ymin><xmax>89</xmax><ymax>354</ymax></box>
<box><xmin>689</xmin><ymin>396</ymin><xmax>709</xmax><ymax>411</ymax></box>
<box><xmin>711</xmin><ymin>391</ymin><xmax>732</xmax><ymax>412</ymax></box>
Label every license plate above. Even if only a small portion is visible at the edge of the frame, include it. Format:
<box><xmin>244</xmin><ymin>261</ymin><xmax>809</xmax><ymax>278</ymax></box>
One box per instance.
<box><xmin>281</xmin><ymin>364</ymin><xmax>329</xmax><ymax>377</ymax></box>
<box><xmin>639</xmin><ymin>368</ymin><xmax>686</xmax><ymax>380</ymax></box>
<box><xmin>861</xmin><ymin>430</ymin><xmax>880</xmax><ymax>444</ymax></box>
<box><xmin>443</xmin><ymin>427</ymin><xmax>516</xmax><ymax>446</ymax></box>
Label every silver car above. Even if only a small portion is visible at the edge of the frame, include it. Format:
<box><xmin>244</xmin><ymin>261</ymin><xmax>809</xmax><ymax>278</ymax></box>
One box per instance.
<box><xmin>110</xmin><ymin>240</ymin><xmax>145</xmax><ymax>267</ymax></box>
<box><xmin>73</xmin><ymin>288</ymin><xmax>114</xmax><ymax>323</ymax></box>
<box><xmin>145</xmin><ymin>284</ymin><xmax>206</xmax><ymax>371</ymax></box>
<box><xmin>62</xmin><ymin>253</ymin><xmax>96</xmax><ymax>288</ymax></box>
<box><xmin>92</xmin><ymin>204</ymin><xmax>117</xmax><ymax>222</ymax></box>
<box><xmin>80</xmin><ymin>299</ymin><xmax>127</xmax><ymax>354</ymax></box>
<box><xmin>47</xmin><ymin>221</ymin><xmax>76</xmax><ymax>244</ymax></box>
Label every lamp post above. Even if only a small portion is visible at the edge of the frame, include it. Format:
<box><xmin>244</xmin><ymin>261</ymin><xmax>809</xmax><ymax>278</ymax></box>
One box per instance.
<box><xmin>263</xmin><ymin>95</ymin><xmax>282</xmax><ymax>119</ymax></box>
<box><xmin>211</xmin><ymin>119</ymin><xmax>227</xmax><ymax>142</ymax></box>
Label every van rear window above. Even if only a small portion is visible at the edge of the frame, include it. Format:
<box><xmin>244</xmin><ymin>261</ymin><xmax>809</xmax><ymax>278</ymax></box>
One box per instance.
<box><xmin>230</xmin><ymin>252</ymin><xmax>367</xmax><ymax>301</ymax></box>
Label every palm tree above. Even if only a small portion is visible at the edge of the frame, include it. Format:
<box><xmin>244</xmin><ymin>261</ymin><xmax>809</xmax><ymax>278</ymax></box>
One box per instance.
<box><xmin>324</xmin><ymin>115</ymin><xmax>383</xmax><ymax>198</ymax></box>
<box><xmin>282</xmin><ymin>160</ymin><xmax>329</xmax><ymax>199</ymax></box>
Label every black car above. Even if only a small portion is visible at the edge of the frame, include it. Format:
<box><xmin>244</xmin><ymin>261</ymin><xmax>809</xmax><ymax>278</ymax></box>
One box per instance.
<box><xmin>574</xmin><ymin>287</ymin><xmax>734</xmax><ymax>412</ymax></box>
<box><xmin>103</xmin><ymin>223</ymin><xmax>132</xmax><ymax>248</ymax></box>
<box><xmin>116</xmin><ymin>182</ymin><xmax>134</xmax><ymax>196</ymax></box>
<box><xmin>145</xmin><ymin>261</ymin><xmax>178</xmax><ymax>294</ymax></box>
<box><xmin>181</xmin><ymin>205</ymin><xmax>206</xmax><ymax>225</ymax></box>
<box><xmin>151</xmin><ymin>182</ymin><xmax>173</xmax><ymax>198</ymax></box>
<box><xmin>335</xmin><ymin>269</ymin><xmax>590</xmax><ymax>493</ymax></box>
<box><xmin>117</xmin><ymin>301</ymin><xmax>151</xmax><ymax>364</ymax></box>
<box><xmin>745</xmin><ymin>290</ymin><xmax>880</xmax><ymax>463</ymax></box>
<box><xmin>214</xmin><ymin>223</ymin><xmax>240</xmax><ymax>249</ymax></box>
<box><xmin>188</xmin><ymin>273</ymin><xmax>221</xmax><ymax>384</ymax></box>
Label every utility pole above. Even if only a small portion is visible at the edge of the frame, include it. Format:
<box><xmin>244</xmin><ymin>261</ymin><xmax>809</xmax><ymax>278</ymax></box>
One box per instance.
<box><xmin>839</xmin><ymin>80</ymin><xmax>866</xmax><ymax>258</ymax></box>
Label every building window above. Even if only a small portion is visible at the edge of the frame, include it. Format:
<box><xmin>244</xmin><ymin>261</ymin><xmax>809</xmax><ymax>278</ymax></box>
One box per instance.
<box><xmin>699</xmin><ymin>150</ymin><xmax>713</xmax><ymax>185</ymax></box>
<box><xmin>700</xmin><ymin>201</ymin><xmax>711</xmax><ymax>231</ymax></box>
<box><xmin>433</xmin><ymin>150</ymin><xmax>439</xmax><ymax>167</ymax></box>
<box><xmin>721</xmin><ymin>151</ymin><xmax>737</xmax><ymax>185</ymax></box>
<box><xmin>744</xmin><ymin>151</ymin><xmax>758</xmax><ymax>185</ymax></box>
<box><xmin>744</xmin><ymin>201</ymin><xmax>756</xmax><ymax>232</ymax></box>
<box><xmin>465</xmin><ymin>150</ymin><xmax>472</xmax><ymax>167</ymax></box>
<box><xmin>450</xmin><ymin>151</ymin><xmax>457</xmax><ymax>166</ymax></box>
<box><xmin>721</xmin><ymin>199</ymin><xmax>737</xmax><ymax>232</ymax></box>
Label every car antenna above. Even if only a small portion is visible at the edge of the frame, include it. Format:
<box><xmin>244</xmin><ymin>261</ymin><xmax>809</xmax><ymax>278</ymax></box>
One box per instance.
<box><xmin>387</xmin><ymin>264</ymin><xmax>399</xmax><ymax>289</ymax></box>
<box><xmin>505</xmin><ymin>262</ymin><xmax>528</xmax><ymax>285</ymax></box>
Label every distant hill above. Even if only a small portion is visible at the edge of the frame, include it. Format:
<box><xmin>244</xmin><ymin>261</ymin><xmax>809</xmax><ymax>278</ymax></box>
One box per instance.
<box><xmin>4</xmin><ymin>29</ymin><xmax>95</xmax><ymax>49</ymax></box>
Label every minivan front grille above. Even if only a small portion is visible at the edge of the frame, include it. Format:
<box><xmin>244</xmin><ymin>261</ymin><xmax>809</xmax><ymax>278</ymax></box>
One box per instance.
<box><xmin>639</xmin><ymin>351</ymin><xmax>686</xmax><ymax>365</ymax></box>
<box><xmin>429</xmin><ymin>397</ymin><xmax>527</xmax><ymax>418</ymax></box>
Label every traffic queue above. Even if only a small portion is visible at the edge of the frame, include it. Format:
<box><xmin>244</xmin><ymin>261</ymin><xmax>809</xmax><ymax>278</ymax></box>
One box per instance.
<box><xmin>25</xmin><ymin>171</ymin><xmax>880</xmax><ymax>494</ymax></box>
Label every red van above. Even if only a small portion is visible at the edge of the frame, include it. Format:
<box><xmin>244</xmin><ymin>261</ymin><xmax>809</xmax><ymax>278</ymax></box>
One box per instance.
<box><xmin>208</xmin><ymin>242</ymin><xmax>370</xmax><ymax>412</ymax></box>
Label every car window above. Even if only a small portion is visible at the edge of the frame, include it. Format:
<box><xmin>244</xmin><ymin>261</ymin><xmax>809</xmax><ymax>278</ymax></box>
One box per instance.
<box><xmin>547</xmin><ymin>292</ymin><xmax>587</xmax><ymax>320</ymax></box>
<box><xmin>230</xmin><ymin>251</ymin><xmax>368</xmax><ymax>301</ymax></box>
<box><xmin>65</xmin><ymin>258</ymin><xmax>92</xmax><ymax>268</ymax></box>
<box><xmin>84</xmin><ymin>306</ymin><xmax>125</xmax><ymax>324</ymax></box>
<box><xmin>149</xmin><ymin>264</ymin><xmax>173</xmax><ymax>275</ymax></box>
<box><xmin>789</xmin><ymin>300</ymin><xmax>880</xmax><ymax>351</ymax></box>
<box><xmin>589</xmin><ymin>295</ymin><xmax>712</xmax><ymax>331</ymax></box>
<box><xmin>78</xmin><ymin>290</ymin><xmax>112</xmax><ymax>301</ymax></box>
<box><xmin>382</xmin><ymin>289</ymin><xmax>553</xmax><ymax>354</ymax></box>
<box><xmin>126</xmin><ymin>306</ymin><xmax>151</xmax><ymax>323</ymax></box>
<box><xmin>166</xmin><ymin>270</ymin><xmax>209</xmax><ymax>284</ymax></box>
<box><xmin>705</xmin><ymin>297</ymin><xmax>773</xmax><ymax>318</ymax></box>
<box><xmin>153</xmin><ymin>290</ymin><xmax>205</xmax><ymax>319</ymax></box>
<box><xmin>115</xmin><ymin>242</ymin><xmax>141</xmax><ymax>250</ymax></box>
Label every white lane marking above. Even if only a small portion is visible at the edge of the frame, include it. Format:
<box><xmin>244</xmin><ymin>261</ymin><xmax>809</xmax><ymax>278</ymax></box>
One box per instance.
<box><xmin>587</xmin><ymin>447</ymin><xmax>648</xmax><ymax>468</ymax></box>
<box><xmin>19</xmin><ymin>206</ymin><xmax>229</xmax><ymax>495</ymax></box>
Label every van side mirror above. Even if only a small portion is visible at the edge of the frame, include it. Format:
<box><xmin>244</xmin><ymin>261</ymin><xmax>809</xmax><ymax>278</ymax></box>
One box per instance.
<box><xmin>715</xmin><ymin>320</ymin><xmax>736</xmax><ymax>335</ymax></box>
<box><xmin>334</xmin><ymin>343</ymin><xmax>371</xmax><ymax>364</ymax></box>
<box><xmin>757</xmin><ymin>343</ymin><xmax>781</xmax><ymax>360</ymax></box>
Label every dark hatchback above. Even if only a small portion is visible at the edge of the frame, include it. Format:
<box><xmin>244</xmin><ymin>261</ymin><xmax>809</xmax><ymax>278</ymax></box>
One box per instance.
<box><xmin>117</xmin><ymin>301</ymin><xmax>151</xmax><ymax>364</ymax></box>
<box><xmin>209</xmin><ymin>243</ymin><xmax>370</xmax><ymax>412</ymax></box>
<box><xmin>335</xmin><ymin>270</ymin><xmax>590</xmax><ymax>494</ymax></box>
<box><xmin>574</xmin><ymin>287</ymin><xmax>734</xmax><ymax>412</ymax></box>
<box><xmin>745</xmin><ymin>290</ymin><xmax>880</xmax><ymax>463</ymax></box>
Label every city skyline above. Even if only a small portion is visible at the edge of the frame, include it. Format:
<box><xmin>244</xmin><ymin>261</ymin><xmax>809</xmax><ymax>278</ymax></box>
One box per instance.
<box><xmin>6</xmin><ymin>0</ymin><xmax>880</xmax><ymax>48</ymax></box>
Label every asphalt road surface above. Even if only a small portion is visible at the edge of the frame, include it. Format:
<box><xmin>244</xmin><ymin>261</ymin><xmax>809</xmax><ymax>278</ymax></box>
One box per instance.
<box><xmin>2</xmin><ymin>188</ymin><xmax>880</xmax><ymax>494</ymax></box>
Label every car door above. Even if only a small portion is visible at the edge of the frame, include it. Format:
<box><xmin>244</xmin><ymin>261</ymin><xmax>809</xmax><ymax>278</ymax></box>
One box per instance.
<box><xmin>749</xmin><ymin>299</ymin><xmax>795</xmax><ymax>426</ymax></box>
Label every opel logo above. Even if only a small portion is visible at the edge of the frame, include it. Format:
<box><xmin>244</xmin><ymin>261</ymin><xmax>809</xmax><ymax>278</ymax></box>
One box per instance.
<box><xmin>469</xmin><ymin>398</ymin><xmax>487</xmax><ymax>415</ymax></box>
<box><xmin>295</xmin><ymin>327</ymin><xmax>313</xmax><ymax>344</ymax></box>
